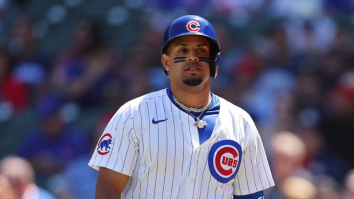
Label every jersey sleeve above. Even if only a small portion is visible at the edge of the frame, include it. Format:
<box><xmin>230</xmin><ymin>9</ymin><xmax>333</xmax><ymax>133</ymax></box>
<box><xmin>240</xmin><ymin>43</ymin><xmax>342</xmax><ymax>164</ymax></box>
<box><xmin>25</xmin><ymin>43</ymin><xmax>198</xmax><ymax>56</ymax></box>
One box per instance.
<box><xmin>233</xmin><ymin>191</ymin><xmax>264</xmax><ymax>199</ymax></box>
<box><xmin>88</xmin><ymin>105</ymin><xmax>139</xmax><ymax>176</ymax></box>
<box><xmin>233</xmin><ymin>116</ymin><xmax>275</xmax><ymax>195</ymax></box>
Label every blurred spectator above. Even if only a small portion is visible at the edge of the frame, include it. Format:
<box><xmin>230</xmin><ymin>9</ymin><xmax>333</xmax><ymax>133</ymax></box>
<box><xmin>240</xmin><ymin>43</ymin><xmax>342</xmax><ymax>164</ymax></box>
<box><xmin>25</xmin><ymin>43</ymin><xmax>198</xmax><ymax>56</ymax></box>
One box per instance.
<box><xmin>319</xmin><ymin>50</ymin><xmax>347</xmax><ymax>89</ymax></box>
<box><xmin>52</xmin><ymin>111</ymin><xmax>114</xmax><ymax>199</ymax></box>
<box><xmin>314</xmin><ymin>175</ymin><xmax>341</xmax><ymax>199</ymax></box>
<box><xmin>264</xmin><ymin>26</ymin><xmax>295</xmax><ymax>69</ymax></box>
<box><xmin>285</xmin><ymin>16</ymin><xmax>337</xmax><ymax>55</ymax></box>
<box><xmin>146</xmin><ymin>0</ymin><xmax>183</xmax><ymax>10</ymax></box>
<box><xmin>0</xmin><ymin>49</ymin><xmax>29</xmax><ymax>112</ymax></box>
<box><xmin>295</xmin><ymin>71</ymin><xmax>323</xmax><ymax>114</ymax></box>
<box><xmin>300</xmin><ymin>128</ymin><xmax>349</xmax><ymax>183</ymax></box>
<box><xmin>11</xmin><ymin>0</ymin><xmax>28</xmax><ymax>8</ymax></box>
<box><xmin>8</xmin><ymin>16</ymin><xmax>51</xmax><ymax>94</ymax></box>
<box><xmin>51</xmin><ymin>20</ymin><xmax>118</xmax><ymax>107</ymax></box>
<box><xmin>323</xmin><ymin>0</ymin><xmax>354</xmax><ymax>14</ymax></box>
<box><xmin>0</xmin><ymin>156</ymin><xmax>56</xmax><ymax>199</ymax></box>
<box><xmin>212</xmin><ymin>25</ymin><xmax>240</xmax><ymax>76</ymax></box>
<box><xmin>319</xmin><ymin>72</ymin><xmax>354</xmax><ymax>172</ymax></box>
<box><xmin>146</xmin><ymin>0</ymin><xmax>210</xmax><ymax>14</ymax></box>
<box><xmin>0</xmin><ymin>0</ymin><xmax>22</xmax><ymax>39</ymax></box>
<box><xmin>232</xmin><ymin>47</ymin><xmax>264</xmax><ymax>93</ymax></box>
<box><xmin>271</xmin><ymin>131</ymin><xmax>309</xmax><ymax>181</ymax></box>
<box><xmin>16</xmin><ymin>92</ymin><xmax>90</xmax><ymax>179</ymax></box>
<box><xmin>121</xmin><ymin>27</ymin><xmax>161</xmax><ymax>99</ymax></box>
<box><xmin>281</xmin><ymin>176</ymin><xmax>317</xmax><ymax>199</ymax></box>
<box><xmin>332</xmin><ymin>28</ymin><xmax>354</xmax><ymax>56</ymax></box>
<box><xmin>210</xmin><ymin>0</ymin><xmax>265</xmax><ymax>16</ymax></box>
<box><xmin>342</xmin><ymin>169</ymin><xmax>354</xmax><ymax>199</ymax></box>
<box><xmin>240</xmin><ymin>67</ymin><xmax>296</xmax><ymax>124</ymax></box>
<box><xmin>266</xmin><ymin>131</ymin><xmax>311</xmax><ymax>198</ymax></box>
<box><xmin>269</xmin><ymin>0</ymin><xmax>322</xmax><ymax>19</ymax></box>
<box><xmin>0</xmin><ymin>174</ymin><xmax>16</xmax><ymax>199</ymax></box>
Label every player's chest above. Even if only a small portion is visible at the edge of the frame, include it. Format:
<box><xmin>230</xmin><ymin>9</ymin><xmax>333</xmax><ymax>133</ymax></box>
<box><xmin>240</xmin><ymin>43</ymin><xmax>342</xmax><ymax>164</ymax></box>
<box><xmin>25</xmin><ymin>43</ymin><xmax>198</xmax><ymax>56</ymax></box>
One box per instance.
<box><xmin>137</xmin><ymin>111</ymin><xmax>245</xmax><ymax>173</ymax></box>
<box><xmin>138</xmin><ymin>111</ymin><xmax>203</xmax><ymax>159</ymax></box>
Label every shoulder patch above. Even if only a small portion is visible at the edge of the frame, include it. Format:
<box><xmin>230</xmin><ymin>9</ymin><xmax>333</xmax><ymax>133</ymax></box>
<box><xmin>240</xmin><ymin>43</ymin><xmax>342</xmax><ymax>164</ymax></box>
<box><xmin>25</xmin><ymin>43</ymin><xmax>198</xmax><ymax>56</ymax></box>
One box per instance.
<box><xmin>208</xmin><ymin>140</ymin><xmax>242</xmax><ymax>183</ymax></box>
<box><xmin>97</xmin><ymin>133</ymin><xmax>113</xmax><ymax>155</ymax></box>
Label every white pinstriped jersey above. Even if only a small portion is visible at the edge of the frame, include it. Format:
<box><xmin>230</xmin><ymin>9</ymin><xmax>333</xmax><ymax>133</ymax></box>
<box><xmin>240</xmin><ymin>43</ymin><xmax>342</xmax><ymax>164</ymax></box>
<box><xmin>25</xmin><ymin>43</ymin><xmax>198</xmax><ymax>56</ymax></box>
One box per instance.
<box><xmin>89</xmin><ymin>88</ymin><xmax>274</xmax><ymax>198</ymax></box>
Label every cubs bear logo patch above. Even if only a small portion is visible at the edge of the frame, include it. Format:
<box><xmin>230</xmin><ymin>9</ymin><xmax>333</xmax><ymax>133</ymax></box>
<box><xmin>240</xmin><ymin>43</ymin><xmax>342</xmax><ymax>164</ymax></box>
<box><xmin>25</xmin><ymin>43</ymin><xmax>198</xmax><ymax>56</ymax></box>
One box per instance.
<box><xmin>208</xmin><ymin>140</ymin><xmax>242</xmax><ymax>183</ymax></box>
<box><xmin>97</xmin><ymin>133</ymin><xmax>113</xmax><ymax>155</ymax></box>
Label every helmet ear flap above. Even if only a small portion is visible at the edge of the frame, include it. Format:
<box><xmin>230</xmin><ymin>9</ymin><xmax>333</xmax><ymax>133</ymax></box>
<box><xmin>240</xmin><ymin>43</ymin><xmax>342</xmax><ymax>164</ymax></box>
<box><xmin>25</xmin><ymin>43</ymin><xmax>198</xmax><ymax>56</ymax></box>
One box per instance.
<box><xmin>212</xmin><ymin>53</ymin><xmax>221</xmax><ymax>78</ymax></box>
<box><xmin>215</xmin><ymin>52</ymin><xmax>221</xmax><ymax>65</ymax></box>
<box><xmin>210</xmin><ymin>49</ymin><xmax>221</xmax><ymax>78</ymax></box>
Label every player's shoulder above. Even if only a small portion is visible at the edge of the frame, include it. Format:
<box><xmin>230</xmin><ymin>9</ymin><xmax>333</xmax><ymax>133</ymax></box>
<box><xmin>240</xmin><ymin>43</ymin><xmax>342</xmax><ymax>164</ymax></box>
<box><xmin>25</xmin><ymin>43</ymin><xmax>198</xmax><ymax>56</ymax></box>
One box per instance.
<box><xmin>116</xmin><ymin>88</ymin><xmax>168</xmax><ymax>113</ymax></box>
<box><xmin>127</xmin><ymin>88</ymin><xmax>167</xmax><ymax>107</ymax></box>
<box><xmin>217</xmin><ymin>95</ymin><xmax>254</xmax><ymax>123</ymax></box>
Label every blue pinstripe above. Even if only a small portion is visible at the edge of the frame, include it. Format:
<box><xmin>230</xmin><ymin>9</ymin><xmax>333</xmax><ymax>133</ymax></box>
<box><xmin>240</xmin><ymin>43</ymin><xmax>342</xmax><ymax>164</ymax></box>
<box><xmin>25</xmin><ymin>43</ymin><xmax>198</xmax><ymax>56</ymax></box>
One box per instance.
<box><xmin>138</xmin><ymin>105</ymin><xmax>144</xmax><ymax>199</ymax></box>
<box><xmin>112</xmin><ymin>115</ymin><xmax>131</xmax><ymax>170</ymax></box>
<box><xmin>161</xmin><ymin>97</ymin><xmax>168</xmax><ymax>198</ymax></box>
<box><xmin>170</xmin><ymin>101</ymin><xmax>176</xmax><ymax>197</ymax></box>
<box><xmin>145</xmin><ymin>102</ymin><xmax>151</xmax><ymax>199</ymax></box>
<box><xmin>175</xmin><ymin>110</ymin><xmax>185</xmax><ymax>199</ymax></box>
<box><xmin>188</xmin><ymin>117</ymin><xmax>193</xmax><ymax>176</ymax></box>
<box><xmin>120</xmin><ymin>128</ymin><xmax>134</xmax><ymax>173</ymax></box>
<box><xmin>152</xmin><ymin>100</ymin><xmax>159</xmax><ymax>199</ymax></box>
<box><xmin>191</xmin><ymin>148</ymin><xmax>201</xmax><ymax>198</ymax></box>
<box><xmin>243</xmin><ymin>151</ymin><xmax>250</xmax><ymax>194</ymax></box>
<box><xmin>258</xmin><ymin>140</ymin><xmax>272</xmax><ymax>187</ymax></box>
<box><xmin>198</xmin><ymin>143</ymin><xmax>212</xmax><ymax>199</ymax></box>
<box><xmin>249</xmin><ymin>142</ymin><xmax>258</xmax><ymax>192</ymax></box>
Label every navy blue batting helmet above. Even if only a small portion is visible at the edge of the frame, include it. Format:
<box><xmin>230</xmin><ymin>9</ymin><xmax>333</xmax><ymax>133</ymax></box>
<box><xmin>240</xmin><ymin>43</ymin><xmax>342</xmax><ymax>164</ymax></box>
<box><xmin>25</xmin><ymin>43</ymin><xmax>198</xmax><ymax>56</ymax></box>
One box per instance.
<box><xmin>162</xmin><ymin>15</ymin><xmax>221</xmax><ymax>78</ymax></box>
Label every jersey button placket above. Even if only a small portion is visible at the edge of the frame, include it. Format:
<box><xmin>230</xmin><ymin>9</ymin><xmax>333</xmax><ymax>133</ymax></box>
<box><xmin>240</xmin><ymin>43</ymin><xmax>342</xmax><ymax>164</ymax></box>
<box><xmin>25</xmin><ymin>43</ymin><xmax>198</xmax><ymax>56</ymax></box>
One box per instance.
<box><xmin>189</xmin><ymin>147</ymin><xmax>201</xmax><ymax>184</ymax></box>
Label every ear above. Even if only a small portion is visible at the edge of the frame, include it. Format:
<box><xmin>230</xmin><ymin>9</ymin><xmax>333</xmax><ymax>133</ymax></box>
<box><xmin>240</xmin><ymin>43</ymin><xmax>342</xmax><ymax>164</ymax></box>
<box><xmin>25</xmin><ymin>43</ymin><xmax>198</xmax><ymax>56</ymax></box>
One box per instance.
<box><xmin>161</xmin><ymin>54</ymin><xmax>170</xmax><ymax>71</ymax></box>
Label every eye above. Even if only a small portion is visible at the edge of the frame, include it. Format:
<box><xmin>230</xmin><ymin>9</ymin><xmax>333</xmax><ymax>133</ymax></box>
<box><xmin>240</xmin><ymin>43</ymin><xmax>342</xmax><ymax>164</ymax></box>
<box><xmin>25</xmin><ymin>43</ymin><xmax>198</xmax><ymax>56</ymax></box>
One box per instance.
<box><xmin>178</xmin><ymin>49</ymin><xmax>187</xmax><ymax>53</ymax></box>
<box><xmin>198</xmin><ymin>49</ymin><xmax>207</xmax><ymax>53</ymax></box>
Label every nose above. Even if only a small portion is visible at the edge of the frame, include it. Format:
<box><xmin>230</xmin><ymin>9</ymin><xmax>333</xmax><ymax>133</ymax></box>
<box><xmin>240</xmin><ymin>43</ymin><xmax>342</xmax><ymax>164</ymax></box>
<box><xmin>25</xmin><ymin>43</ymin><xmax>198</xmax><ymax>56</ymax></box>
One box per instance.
<box><xmin>187</xmin><ymin>57</ymin><xmax>199</xmax><ymax>62</ymax></box>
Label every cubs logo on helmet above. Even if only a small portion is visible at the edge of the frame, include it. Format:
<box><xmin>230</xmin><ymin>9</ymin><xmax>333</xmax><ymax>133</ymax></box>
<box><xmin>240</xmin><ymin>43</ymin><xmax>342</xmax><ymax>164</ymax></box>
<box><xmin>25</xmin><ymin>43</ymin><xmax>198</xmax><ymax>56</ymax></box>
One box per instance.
<box><xmin>97</xmin><ymin>133</ymin><xmax>113</xmax><ymax>155</ymax></box>
<box><xmin>186</xmin><ymin>21</ymin><xmax>200</xmax><ymax>32</ymax></box>
<box><xmin>208</xmin><ymin>140</ymin><xmax>242</xmax><ymax>183</ymax></box>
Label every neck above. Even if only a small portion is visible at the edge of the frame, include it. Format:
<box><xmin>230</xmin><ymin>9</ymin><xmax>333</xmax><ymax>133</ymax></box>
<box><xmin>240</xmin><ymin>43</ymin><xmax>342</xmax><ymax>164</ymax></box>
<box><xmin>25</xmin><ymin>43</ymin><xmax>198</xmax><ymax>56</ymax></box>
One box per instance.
<box><xmin>170</xmin><ymin>83</ymin><xmax>210</xmax><ymax>108</ymax></box>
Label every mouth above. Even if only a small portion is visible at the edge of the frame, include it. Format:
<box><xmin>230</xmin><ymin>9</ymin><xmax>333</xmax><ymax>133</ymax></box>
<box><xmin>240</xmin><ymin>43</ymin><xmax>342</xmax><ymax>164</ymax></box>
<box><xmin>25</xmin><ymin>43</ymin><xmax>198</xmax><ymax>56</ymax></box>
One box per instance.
<box><xmin>184</xmin><ymin>63</ymin><xmax>202</xmax><ymax>73</ymax></box>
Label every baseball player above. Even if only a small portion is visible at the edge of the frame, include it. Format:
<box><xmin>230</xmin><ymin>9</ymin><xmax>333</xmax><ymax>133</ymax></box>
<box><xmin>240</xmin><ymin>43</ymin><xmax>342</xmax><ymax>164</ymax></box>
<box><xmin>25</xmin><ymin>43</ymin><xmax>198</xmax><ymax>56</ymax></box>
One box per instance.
<box><xmin>89</xmin><ymin>15</ymin><xmax>275</xmax><ymax>199</ymax></box>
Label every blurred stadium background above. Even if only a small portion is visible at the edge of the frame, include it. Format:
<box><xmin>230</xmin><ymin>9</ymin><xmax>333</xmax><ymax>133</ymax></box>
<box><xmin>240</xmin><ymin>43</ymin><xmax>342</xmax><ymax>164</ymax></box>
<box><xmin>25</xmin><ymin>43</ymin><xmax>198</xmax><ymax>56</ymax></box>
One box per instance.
<box><xmin>1</xmin><ymin>0</ymin><xmax>354</xmax><ymax>198</ymax></box>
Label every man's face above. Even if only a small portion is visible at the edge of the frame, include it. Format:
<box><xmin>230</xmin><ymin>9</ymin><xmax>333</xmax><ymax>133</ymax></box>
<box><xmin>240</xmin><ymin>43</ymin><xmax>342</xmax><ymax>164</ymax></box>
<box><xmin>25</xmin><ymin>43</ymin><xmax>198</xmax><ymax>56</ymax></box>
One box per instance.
<box><xmin>162</xmin><ymin>35</ymin><xmax>211</xmax><ymax>87</ymax></box>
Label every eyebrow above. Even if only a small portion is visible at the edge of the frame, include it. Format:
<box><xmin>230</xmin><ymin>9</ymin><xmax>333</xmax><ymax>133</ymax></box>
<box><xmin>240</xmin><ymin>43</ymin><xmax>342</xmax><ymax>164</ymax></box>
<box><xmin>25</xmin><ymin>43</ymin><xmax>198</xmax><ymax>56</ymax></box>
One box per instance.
<box><xmin>175</xmin><ymin>44</ymin><xmax>188</xmax><ymax>47</ymax></box>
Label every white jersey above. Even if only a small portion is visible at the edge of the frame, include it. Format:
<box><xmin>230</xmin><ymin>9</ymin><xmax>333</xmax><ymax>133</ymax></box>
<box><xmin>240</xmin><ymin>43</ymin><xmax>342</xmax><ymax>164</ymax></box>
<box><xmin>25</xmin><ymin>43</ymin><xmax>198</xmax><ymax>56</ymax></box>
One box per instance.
<box><xmin>89</xmin><ymin>88</ymin><xmax>274</xmax><ymax>198</ymax></box>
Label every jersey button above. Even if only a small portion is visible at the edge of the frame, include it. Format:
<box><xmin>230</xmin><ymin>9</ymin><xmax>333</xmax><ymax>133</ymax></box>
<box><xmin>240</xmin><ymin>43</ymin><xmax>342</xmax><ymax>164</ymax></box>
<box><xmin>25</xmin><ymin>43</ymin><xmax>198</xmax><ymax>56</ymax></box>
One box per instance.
<box><xmin>190</xmin><ymin>178</ymin><xmax>195</xmax><ymax>183</ymax></box>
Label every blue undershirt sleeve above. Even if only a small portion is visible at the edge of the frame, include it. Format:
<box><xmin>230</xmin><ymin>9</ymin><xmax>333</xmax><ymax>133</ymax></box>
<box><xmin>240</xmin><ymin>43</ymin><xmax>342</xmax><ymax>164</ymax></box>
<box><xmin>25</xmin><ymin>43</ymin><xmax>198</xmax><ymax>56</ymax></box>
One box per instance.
<box><xmin>233</xmin><ymin>191</ymin><xmax>265</xmax><ymax>199</ymax></box>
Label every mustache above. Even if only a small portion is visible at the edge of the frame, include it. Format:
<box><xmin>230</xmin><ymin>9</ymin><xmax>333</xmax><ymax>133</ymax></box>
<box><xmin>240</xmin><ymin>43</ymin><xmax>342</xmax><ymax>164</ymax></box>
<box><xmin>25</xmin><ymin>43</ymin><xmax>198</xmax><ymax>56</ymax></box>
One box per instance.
<box><xmin>184</xmin><ymin>62</ymin><xmax>203</xmax><ymax>69</ymax></box>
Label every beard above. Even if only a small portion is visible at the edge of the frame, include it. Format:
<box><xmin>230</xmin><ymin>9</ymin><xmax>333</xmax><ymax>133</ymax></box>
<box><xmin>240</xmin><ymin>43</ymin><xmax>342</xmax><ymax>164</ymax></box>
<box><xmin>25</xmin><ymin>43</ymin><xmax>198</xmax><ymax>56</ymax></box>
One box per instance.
<box><xmin>183</xmin><ymin>78</ymin><xmax>203</xmax><ymax>86</ymax></box>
